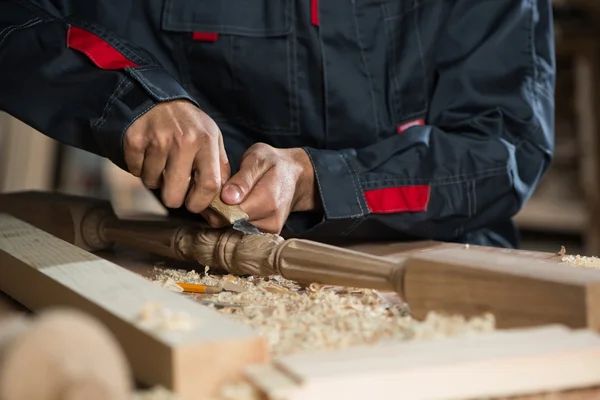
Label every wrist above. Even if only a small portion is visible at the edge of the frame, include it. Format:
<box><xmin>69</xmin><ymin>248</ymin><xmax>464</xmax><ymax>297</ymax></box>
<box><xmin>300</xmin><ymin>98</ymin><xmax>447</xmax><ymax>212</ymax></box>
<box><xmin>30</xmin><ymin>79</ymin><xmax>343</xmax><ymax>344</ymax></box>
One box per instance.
<box><xmin>288</xmin><ymin>148</ymin><xmax>321</xmax><ymax>212</ymax></box>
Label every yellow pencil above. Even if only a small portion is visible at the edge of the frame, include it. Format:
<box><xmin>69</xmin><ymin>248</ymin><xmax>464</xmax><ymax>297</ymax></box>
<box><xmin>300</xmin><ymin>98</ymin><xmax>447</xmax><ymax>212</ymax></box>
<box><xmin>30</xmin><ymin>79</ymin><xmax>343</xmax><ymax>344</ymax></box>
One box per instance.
<box><xmin>176</xmin><ymin>282</ymin><xmax>222</xmax><ymax>294</ymax></box>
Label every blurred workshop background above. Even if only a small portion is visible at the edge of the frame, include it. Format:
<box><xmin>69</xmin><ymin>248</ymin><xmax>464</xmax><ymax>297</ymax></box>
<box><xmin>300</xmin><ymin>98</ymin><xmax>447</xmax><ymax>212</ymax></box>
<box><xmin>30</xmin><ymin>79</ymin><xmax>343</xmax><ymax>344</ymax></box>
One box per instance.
<box><xmin>0</xmin><ymin>0</ymin><xmax>599</xmax><ymax>255</ymax></box>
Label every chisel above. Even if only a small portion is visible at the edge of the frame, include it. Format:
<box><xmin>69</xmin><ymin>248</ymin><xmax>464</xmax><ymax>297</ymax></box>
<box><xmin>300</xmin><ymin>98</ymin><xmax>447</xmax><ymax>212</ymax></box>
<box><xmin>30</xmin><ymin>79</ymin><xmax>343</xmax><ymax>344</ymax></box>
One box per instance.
<box><xmin>208</xmin><ymin>189</ymin><xmax>261</xmax><ymax>236</ymax></box>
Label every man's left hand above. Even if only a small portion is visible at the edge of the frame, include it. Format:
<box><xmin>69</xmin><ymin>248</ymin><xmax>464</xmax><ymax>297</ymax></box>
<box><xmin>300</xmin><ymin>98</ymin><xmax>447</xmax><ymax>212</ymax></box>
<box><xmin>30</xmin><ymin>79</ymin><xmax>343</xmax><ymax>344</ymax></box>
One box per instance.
<box><xmin>200</xmin><ymin>143</ymin><xmax>320</xmax><ymax>234</ymax></box>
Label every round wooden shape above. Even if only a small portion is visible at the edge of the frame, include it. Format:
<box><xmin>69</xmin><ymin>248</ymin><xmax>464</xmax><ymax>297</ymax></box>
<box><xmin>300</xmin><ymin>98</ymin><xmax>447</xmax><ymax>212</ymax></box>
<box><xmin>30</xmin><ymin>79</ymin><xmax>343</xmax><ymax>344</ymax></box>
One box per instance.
<box><xmin>0</xmin><ymin>308</ymin><xmax>133</xmax><ymax>400</ymax></box>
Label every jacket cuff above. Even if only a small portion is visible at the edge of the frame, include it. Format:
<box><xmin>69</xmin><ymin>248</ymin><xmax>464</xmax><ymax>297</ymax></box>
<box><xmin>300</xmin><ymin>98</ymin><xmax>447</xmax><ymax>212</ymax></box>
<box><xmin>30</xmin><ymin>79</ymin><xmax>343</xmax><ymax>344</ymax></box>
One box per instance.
<box><xmin>284</xmin><ymin>148</ymin><xmax>369</xmax><ymax>238</ymax></box>
<box><xmin>92</xmin><ymin>67</ymin><xmax>199</xmax><ymax>170</ymax></box>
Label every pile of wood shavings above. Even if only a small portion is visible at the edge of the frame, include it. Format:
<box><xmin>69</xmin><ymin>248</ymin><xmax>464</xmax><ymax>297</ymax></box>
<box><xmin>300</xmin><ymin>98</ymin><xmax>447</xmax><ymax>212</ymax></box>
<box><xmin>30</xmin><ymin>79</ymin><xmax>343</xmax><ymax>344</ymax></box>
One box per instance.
<box><xmin>149</xmin><ymin>265</ymin><xmax>495</xmax><ymax>357</ymax></box>
<box><xmin>557</xmin><ymin>245</ymin><xmax>600</xmax><ymax>268</ymax></box>
<box><xmin>561</xmin><ymin>254</ymin><xmax>600</xmax><ymax>268</ymax></box>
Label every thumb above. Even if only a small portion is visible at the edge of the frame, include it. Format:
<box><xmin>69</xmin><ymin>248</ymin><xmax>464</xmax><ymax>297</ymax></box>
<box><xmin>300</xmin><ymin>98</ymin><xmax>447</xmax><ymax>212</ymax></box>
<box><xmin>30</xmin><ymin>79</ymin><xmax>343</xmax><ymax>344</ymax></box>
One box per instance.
<box><xmin>222</xmin><ymin>152</ymin><xmax>272</xmax><ymax>205</ymax></box>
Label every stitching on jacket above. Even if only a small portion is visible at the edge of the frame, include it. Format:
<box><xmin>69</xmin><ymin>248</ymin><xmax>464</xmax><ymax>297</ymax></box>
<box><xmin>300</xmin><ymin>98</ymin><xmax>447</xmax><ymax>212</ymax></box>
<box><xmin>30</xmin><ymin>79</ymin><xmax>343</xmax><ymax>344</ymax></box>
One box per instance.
<box><xmin>128</xmin><ymin>68</ymin><xmax>199</xmax><ymax>103</ymax></box>
<box><xmin>341</xmin><ymin>152</ymin><xmax>367</xmax><ymax>217</ymax></box>
<box><xmin>351</xmin><ymin>1</ymin><xmax>380</xmax><ymax>134</ymax></box>
<box><xmin>129</xmin><ymin>69</ymin><xmax>170</xmax><ymax>99</ymax></box>
<box><xmin>360</xmin><ymin>165</ymin><xmax>508</xmax><ymax>187</ymax></box>
<box><xmin>93</xmin><ymin>78</ymin><xmax>132</xmax><ymax>130</ymax></box>
<box><xmin>0</xmin><ymin>17</ymin><xmax>42</xmax><ymax>49</ymax></box>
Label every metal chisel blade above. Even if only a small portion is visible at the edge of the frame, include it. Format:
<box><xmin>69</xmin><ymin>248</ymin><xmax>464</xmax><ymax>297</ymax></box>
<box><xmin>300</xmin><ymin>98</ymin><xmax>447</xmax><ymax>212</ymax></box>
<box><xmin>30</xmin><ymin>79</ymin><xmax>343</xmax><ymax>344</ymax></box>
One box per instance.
<box><xmin>232</xmin><ymin>218</ymin><xmax>262</xmax><ymax>235</ymax></box>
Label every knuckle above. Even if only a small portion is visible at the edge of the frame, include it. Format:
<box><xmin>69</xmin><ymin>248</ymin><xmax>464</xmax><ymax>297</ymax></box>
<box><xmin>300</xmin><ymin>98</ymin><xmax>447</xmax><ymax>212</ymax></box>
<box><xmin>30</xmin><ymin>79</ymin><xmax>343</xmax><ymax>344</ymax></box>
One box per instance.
<box><xmin>124</xmin><ymin>133</ymin><xmax>146</xmax><ymax>153</ymax></box>
<box><xmin>249</xmin><ymin>142</ymin><xmax>271</xmax><ymax>153</ymax></box>
<box><xmin>149</xmin><ymin>136</ymin><xmax>171</xmax><ymax>152</ymax></box>
<box><xmin>199</xmin><ymin>176</ymin><xmax>221</xmax><ymax>193</ymax></box>
<box><xmin>176</xmin><ymin>130</ymin><xmax>200</xmax><ymax>147</ymax></box>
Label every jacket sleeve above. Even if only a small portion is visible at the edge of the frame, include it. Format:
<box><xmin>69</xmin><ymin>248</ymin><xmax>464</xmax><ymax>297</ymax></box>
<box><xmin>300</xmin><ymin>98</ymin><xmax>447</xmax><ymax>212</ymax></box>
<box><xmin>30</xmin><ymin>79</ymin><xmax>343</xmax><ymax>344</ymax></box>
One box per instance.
<box><xmin>0</xmin><ymin>0</ymin><xmax>197</xmax><ymax>169</ymax></box>
<box><xmin>287</xmin><ymin>0</ymin><xmax>555</xmax><ymax>242</ymax></box>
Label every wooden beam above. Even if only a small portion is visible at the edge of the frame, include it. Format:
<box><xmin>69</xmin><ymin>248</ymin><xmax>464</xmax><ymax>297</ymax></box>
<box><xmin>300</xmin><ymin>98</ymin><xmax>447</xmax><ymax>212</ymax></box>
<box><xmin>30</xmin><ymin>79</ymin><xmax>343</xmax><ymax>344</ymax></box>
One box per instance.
<box><xmin>0</xmin><ymin>213</ymin><xmax>268</xmax><ymax>400</ymax></box>
<box><xmin>402</xmin><ymin>248</ymin><xmax>600</xmax><ymax>330</ymax></box>
<box><xmin>246</xmin><ymin>326</ymin><xmax>600</xmax><ymax>400</ymax></box>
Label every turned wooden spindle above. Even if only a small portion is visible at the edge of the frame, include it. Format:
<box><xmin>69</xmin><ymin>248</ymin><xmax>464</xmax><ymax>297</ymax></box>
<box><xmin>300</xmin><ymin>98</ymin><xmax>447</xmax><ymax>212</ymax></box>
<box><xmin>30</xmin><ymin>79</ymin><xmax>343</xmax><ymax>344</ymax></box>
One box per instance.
<box><xmin>188</xmin><ymin>228</ymin><xmax>404</xmax><ymax>292</ymax></box>
<box><xmin>0</xmin><ymin>191</ymin><xmax>406</xmax><ymax>294</ymax></box>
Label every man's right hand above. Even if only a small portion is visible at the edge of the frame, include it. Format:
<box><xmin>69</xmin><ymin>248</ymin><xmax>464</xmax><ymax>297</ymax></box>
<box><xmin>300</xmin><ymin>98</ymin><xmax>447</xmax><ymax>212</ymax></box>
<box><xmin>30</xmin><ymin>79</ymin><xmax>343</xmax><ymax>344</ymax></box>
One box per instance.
<box><xmin>123</xmin><ymin>99</ymin><xmax>230</xmax><ymax>212</ymax></box>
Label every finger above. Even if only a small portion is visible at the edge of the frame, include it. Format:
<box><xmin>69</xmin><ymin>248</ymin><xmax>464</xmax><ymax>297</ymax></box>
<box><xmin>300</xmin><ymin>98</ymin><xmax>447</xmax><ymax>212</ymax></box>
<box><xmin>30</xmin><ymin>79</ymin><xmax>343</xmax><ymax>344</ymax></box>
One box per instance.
<box><xmin>200</xmin><ymin>209</ymin><xmax>229</xmax><ymax>228</ymax></box>
<box><xmin>238</xmin><ymin>168</ymin><xmax>285</xmax><ymax>222</ymax></box>
<box><xmin>123</xmin><ymin>130</ymin><xmax>146</xmax><ymax>177</ymax></box>
<box><xmin>218</xmin><ymin>134</ymin><xmax>231</xmax><ymax>185</ymax></box>
<box><xmin>221</xmin><ymin>152</ymin><xmax>273</xmax><ymax>205</ymax></box>
<box><xmin>161</xmin><ymin>146</ymin><xmax>196</xmax><ymax>209</ymax></box>
<box><xmin>185</xmin><ymin>142</ymin><xmax>221</xmax><ymax>213</ymax></box>
<box><xmin>141</xmin><ymin>147</ymin><xmax>168</xmax><ymax>189</ymax></box>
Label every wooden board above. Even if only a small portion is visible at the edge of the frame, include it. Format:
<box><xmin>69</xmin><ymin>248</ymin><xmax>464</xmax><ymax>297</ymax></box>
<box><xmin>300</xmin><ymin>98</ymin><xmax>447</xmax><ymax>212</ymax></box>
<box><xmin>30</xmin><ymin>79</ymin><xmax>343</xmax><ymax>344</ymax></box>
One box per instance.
<box><xmin>0</xmin><ymin>213</ymin><xmax>268</xmax><ymax>400</ymax></box>
<box><xmin>246</xmin><ymin>325</ymin><xmax>600</xmax><ymax>400</ymax></box>
<box><xmin>402</xmin><ymin>247</ymin><xmax>600</xmax><ymax>330</ymax></box>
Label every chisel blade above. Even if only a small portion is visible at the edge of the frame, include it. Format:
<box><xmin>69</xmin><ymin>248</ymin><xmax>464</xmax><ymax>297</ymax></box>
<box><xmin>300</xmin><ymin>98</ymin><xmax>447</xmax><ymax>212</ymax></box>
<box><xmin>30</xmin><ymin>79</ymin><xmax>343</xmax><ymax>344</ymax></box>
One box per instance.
<box><xmin>232</xmin><ymin>218</ymin><xmax>262</xmax><ymax>236</ymax></box>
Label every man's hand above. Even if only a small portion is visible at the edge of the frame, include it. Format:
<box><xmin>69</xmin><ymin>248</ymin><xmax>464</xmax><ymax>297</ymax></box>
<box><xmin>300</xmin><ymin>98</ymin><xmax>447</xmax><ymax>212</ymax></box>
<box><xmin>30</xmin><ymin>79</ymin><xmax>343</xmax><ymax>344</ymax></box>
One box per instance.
<box><xmin>123</xmin><ymin>100</ymin><xmax>230</xmax><ymax>212</ymax></box>
<box><xmin>203</xmin><ymin>143</ymin><xmax>320</xmax><ymax>234</ymax></box>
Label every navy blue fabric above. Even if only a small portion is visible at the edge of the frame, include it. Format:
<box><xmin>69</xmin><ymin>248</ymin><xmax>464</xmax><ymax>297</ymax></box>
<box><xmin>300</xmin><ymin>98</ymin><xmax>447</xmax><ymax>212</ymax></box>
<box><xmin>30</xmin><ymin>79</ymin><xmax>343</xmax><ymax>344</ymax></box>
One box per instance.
<box><xmin>0</xmin><ymin>0</ymin><xmax>555</xmax><ymax>248</ymax></box>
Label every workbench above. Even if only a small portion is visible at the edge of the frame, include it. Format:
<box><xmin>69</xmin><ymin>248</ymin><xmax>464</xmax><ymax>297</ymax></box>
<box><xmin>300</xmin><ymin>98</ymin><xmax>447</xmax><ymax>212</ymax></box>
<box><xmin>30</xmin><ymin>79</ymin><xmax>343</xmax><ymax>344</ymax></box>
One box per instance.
<box><xmin>2</xmin><ymin>201</ymin><xmax>600</xmax><ymax>400</ymax></box>
<box><xmin>2</xmin><ymin>238</ymin><xmax>600</xmax><ymax>400</ymax></box>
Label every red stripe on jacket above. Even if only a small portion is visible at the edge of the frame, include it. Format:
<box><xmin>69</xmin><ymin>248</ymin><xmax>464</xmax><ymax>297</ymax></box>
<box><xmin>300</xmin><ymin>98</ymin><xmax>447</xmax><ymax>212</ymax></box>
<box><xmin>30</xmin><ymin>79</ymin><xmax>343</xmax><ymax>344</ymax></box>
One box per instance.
<box><xmin>311</xmin><ymin>0</ymin><xmax>319</xmax><ymax>26</ymax></box>
<box><xmin>364</xmin><ymin>186</ymin><xmax>431</xmax><ymax>213</ymax></box>
<box><xmin>66</xmin><ymin>26</ymin><xmax>138</xmax><ymax>70</ymax></box>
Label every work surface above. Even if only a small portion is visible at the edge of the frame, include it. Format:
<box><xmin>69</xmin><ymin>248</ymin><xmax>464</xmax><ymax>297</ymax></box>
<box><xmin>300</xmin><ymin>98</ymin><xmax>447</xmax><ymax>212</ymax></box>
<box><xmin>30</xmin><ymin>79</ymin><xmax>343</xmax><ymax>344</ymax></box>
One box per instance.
<box><xmin>2</xmin><ymin>236</ymin><xmax>600</xmax><ymax>400</ymax></box>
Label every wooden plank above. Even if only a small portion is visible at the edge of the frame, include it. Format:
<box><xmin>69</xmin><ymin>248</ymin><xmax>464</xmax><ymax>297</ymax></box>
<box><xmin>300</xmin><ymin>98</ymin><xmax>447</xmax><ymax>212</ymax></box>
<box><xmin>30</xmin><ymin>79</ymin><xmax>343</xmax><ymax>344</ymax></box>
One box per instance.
<box><xmin>0</xmin><ymin>214</ymin><xmax>268</xmax><ymax>400</ymax></box>
<box><xmin>249</xmin><ymin>326</ymin><xmax>600</xmax><ymax>400</ymax></box>
<box><xmin>402</xmin><ymin>247</ymin><xmax>600</xmax><ymax>330</ymax></box>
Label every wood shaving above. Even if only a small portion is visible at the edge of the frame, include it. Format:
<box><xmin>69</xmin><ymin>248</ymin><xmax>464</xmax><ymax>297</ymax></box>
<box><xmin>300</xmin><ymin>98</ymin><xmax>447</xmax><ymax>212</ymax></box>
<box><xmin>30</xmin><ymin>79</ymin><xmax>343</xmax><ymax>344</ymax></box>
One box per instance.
<box><xmin>150</xmin><ymin>266</ymin><xmax>495</xmax><ymax>357</ymax></box>
<box><xmin>152</xmin><ymin>277</ymin><xmax>184</xmax><ymax>293</ymax></box>
<box><xmin>138</xmin><ymin>302</ymin><xmax>196</xmax><ymax>332</ymax></box>
<box><xmin>561</xmin><ymin>254</ymin><xmax>600</xmax><ymax>268</ymax></box>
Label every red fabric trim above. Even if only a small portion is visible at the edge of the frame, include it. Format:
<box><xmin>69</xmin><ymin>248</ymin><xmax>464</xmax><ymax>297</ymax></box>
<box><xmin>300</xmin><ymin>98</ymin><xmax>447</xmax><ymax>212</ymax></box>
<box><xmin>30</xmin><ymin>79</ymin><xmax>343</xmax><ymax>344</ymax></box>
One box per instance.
<box><xmin>311</xmin><ymin>0</ymin><xmax>319</xmax><ymax>26</ymax></box>
<box><xmin>66</xmin><ymin>26</ymin><xmax>138</xmax><ymax>70</ymax></box>
<box><xmin>192</xmin><ymin>32</ymin><xmax>219</xmax><ymax>42</ymax></box>
<box><xmin>364</xmin><ymin>186</ymin><xmax>431</xmax><ymax>213</ymax></box>
<box><xmin>397</xmin><ymin>119</ymin><xmax>425</xmax><ymax>134</ymax></box>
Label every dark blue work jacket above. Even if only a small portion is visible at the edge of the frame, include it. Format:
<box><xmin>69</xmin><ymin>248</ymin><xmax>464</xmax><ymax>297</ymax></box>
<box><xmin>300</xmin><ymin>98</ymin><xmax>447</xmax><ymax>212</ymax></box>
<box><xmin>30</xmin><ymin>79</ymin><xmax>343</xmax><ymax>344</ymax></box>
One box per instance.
<box><xmin>0</xmin><ymin>0</ymin><xmax>555</xmax><ymax>248</ymax></box>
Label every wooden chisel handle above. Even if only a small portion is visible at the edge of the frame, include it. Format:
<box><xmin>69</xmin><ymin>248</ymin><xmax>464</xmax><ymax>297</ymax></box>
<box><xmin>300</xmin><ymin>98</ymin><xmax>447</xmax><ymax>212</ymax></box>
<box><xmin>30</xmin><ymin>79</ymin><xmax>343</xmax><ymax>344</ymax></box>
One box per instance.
<box><xmin>208</xmin><ymin>188</ymin><xmax>249</xmax><ymax>224</ymax></box>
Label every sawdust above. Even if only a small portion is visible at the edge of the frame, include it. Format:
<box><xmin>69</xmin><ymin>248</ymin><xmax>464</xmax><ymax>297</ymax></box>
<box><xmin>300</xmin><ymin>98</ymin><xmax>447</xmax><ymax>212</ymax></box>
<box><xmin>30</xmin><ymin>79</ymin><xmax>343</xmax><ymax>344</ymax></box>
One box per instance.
<box><xmin>148</xmin><ymin>264</ymin><xmax>495</xmax><ymax>400</ymax></box>
<box><xmin>149</xmin><ymin>265</ymin><xmax>495</xmax><ymax>357</ymax></box>
<box><xmin>561</xmin><ymin>254</ymin><xmax>600</xmax><ymax>268</ymax></box>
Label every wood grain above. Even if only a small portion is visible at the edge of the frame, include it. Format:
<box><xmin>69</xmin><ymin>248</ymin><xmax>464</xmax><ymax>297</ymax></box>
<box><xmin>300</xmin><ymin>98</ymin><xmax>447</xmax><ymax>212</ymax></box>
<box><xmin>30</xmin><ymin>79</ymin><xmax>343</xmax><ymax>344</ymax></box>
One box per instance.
<box><xmin>401</xmin><ymin>247</ymin><xmax>600</xmax><ymax>330</ymax></box>
<box><xmin>209</xmin><ymin>189</ymin><xmax>249</xmax><ymax>224</ymax></box>
<box><xmin>247</xmin><ymin>326</ymin><xmax>600</xmax><ymax>400</ymax></box>
<box><xmin>0</xmin><ymin>214</ymin><xmax>269</xmax><ymax>400</ymax></box>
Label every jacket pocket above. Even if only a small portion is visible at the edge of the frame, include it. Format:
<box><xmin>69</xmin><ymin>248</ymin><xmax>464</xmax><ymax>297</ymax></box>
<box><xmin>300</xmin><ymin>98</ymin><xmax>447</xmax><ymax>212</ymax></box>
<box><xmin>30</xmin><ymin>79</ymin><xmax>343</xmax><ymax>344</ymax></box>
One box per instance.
<box><xmin>381</xmin><ymin>0</ymin><xmax>440</xmax><ymax>126</ymax></box>
<box><xmin>162</xmin><ymin>0</ymin><xmax>299</xmax><ymax>135</ymax></box>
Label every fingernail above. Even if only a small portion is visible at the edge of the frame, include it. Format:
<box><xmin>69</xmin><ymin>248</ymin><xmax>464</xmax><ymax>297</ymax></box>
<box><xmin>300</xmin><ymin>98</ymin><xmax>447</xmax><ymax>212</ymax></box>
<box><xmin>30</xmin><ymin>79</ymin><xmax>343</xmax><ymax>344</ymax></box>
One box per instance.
<box><xmin>222</xmin><ymin>185</ymin><xmax>241</xmax><ymax>203</ymax></box>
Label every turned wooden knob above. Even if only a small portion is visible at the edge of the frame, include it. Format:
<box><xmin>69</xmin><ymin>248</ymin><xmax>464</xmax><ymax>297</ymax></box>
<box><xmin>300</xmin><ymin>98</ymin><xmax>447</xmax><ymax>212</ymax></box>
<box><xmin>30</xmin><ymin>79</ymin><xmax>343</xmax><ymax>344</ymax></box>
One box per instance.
<box><xmin>0</xmin><ymin>308</ymin><xmax>133</xmax><ymax>400</ymax></box>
